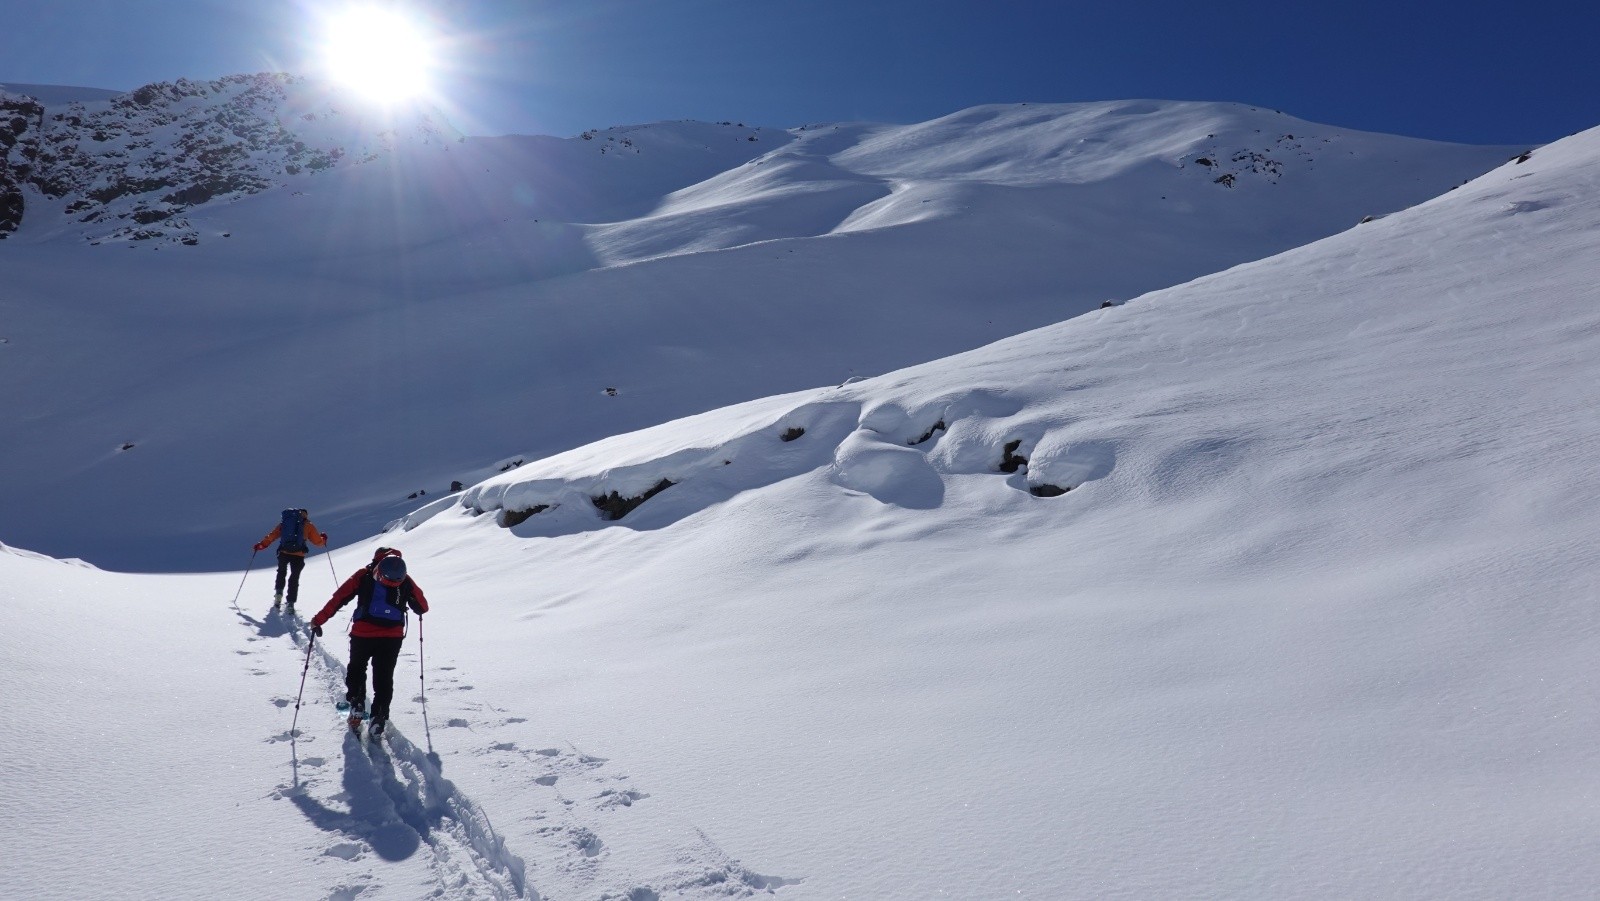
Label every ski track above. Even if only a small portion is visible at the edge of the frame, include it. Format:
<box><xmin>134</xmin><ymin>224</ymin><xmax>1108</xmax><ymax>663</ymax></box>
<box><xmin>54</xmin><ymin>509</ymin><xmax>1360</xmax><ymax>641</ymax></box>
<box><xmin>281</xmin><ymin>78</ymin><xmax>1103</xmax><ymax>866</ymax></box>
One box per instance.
<box><xmin>239</xmin><ymin>605</ymin><xmax>797</xmax><ymax>900</ymax></box>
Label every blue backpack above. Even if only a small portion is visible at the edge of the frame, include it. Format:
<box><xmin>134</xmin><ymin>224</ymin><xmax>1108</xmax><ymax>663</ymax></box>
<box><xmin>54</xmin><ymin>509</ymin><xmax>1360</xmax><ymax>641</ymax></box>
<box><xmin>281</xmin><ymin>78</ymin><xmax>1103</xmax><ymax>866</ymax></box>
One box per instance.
<box><xmin>279</xmin><ymin>508</ymin><xmax>308</xmax><ymax>553</ymax></box>
<box><xmin>355</xmin><ymin>567</ymin><xmax>410</xmax><ymax>626</ymax></box>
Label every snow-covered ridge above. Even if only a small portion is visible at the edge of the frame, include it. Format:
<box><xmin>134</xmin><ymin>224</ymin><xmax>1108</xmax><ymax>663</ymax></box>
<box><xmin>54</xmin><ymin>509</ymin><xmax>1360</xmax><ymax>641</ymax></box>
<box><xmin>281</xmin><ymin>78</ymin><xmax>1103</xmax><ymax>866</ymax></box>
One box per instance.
<box><xmin>592</xmin><ymin>100</ymin><xmax>1526</xmax><ymax>264</ymax></box>
<box><xmin>0</xmin><ymin>93</ymin><xmax>1527</xmax><ymax>571</ymax></box>
<box><xmin>0</xmin><ymin>73</ymin><xmax>457</xmax><ymax>244</ymax></box>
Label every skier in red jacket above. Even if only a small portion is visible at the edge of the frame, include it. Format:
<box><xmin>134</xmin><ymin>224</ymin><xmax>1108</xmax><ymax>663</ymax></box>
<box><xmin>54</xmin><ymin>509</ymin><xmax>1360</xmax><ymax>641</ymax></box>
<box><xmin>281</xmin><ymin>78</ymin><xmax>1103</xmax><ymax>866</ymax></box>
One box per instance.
<box><xmin>309</xmin><ymin>547</ymin><xmax>429</xmax><ymax>736</ymax></box>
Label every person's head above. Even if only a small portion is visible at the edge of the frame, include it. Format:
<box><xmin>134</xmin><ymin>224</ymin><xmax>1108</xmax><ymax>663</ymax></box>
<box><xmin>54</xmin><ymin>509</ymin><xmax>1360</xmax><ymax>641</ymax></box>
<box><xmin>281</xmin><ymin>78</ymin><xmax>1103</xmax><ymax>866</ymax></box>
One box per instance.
<box><xmin>376</xmin><ymin>553</ymin><xmax>407</xmax><ymax>587</ymax></box>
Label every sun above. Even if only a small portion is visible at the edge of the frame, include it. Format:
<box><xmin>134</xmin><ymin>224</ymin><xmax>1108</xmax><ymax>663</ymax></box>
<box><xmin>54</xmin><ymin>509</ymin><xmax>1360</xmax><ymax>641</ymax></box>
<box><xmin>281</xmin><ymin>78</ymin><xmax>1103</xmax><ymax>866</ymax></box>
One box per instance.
<box><xmin>318</xmin><ymin>5</ymin><xmax>437</xmax><ymax>104</ymax></box>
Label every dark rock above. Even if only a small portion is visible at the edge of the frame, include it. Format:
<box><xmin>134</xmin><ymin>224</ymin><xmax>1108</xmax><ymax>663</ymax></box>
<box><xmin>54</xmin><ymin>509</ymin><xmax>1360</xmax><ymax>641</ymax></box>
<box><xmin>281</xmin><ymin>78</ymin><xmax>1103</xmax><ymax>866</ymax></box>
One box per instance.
<box><xmin>500</xmin><ymin>504</ymin><xmax>551</xmax><ymax>527</ymax></box>
<box><xmin>999</xmin><ymin>439</ymin><xmax>1028</xmax><ymax>474</ymax></box>
<box><xmin>1029</xmin><ymin>484</ymin><xmax>1070</xmax><ymax>497</ymax></box>
<box><xmin>780</xmin><ymin>427</ymin><xmax>805</xmax><ymax>442</ymax></box>
<box><xmin>0</xmin><ymin>187</ymin><xmax>22</xmax><ymax>235</ymax></box>
<box><xmin>592</xmin><ymin>478</ymin><xmax>675</xmax><ymax>521</ymax></box>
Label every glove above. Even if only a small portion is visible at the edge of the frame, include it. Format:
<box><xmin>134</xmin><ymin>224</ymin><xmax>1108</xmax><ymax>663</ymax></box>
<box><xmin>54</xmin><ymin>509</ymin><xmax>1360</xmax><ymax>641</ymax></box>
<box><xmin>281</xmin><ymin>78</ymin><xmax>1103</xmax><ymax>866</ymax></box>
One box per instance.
<box><xmin>311</xmin><ymin>623</ymin><xmax>323</xmax><ymax>637</ymax></box>
<box><xmin>253</xmin><ymin>542</ymin><xmax>268</xmax><ymax>552</ymax></box>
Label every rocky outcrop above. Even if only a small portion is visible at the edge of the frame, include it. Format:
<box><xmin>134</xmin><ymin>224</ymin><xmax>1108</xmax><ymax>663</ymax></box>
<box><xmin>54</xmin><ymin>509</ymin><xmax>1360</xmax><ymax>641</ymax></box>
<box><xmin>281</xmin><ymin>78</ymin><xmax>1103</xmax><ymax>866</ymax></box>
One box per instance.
<box><xmin>0</xmin><ymin>92</ymin><xmax>45</xmax><ymax>238</ymax></box>
<box><xmin>0</xmin><ymin>73</ymin><xmax>457</xmax><ymax>244</ymax></box>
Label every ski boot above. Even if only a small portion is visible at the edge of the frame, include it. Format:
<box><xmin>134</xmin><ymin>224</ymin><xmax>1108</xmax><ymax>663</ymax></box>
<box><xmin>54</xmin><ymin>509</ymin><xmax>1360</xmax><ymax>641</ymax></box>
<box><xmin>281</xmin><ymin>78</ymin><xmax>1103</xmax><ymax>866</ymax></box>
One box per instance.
<box><xmin>369</xmin><ymin>719</ymin><xmax>386</xmax><ymax>740</ymax></box>
<box><xmin>272</xmin><ymin>590</ymin><xmax>283</xmax><ymax>611</ymax></box>
<box><xmin>338</xmin><ymin>699</ymin><xmax>367</xmax><ymax>733</ymax></box>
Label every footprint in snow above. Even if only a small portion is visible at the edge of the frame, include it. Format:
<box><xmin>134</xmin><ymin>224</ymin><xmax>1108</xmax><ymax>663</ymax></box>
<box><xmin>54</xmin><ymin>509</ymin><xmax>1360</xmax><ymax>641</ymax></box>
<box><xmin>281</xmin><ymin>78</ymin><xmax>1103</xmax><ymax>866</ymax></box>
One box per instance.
<box><xmin>322</xmin><ymin>842</ymin><xmax>363</xmax><ymax>861</ymax></box>
<box><xmin>596</xmin><ymin>789</ymin><xmax>649</xmax><ymax>809</ymax></box>
<box><xmin>540</xmin><ymin>825</ymin><xmax>605</xmax><ymax>858</ymax></box>
<box><xmin>325</xmin><ymin>881</ymin><xmax>371</xmax><ymax>901</ymax></box>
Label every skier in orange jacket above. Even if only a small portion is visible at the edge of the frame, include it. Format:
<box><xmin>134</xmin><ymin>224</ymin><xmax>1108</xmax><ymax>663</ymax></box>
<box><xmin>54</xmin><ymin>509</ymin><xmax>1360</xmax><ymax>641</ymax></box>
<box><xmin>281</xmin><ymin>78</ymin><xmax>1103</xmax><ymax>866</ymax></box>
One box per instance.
<box><xmin>253</xmin><ymin>508</ymin><xmax>327</xmax><ymax>611</ymax></box>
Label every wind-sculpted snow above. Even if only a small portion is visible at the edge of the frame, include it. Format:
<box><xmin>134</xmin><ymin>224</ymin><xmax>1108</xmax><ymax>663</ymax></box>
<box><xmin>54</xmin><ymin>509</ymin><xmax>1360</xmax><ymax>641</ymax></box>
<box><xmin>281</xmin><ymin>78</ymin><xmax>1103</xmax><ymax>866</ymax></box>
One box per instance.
<box><xmin>441</xmin><ymin>384</ymin><xmax>1108</xmax><ymax>538</ymax></box>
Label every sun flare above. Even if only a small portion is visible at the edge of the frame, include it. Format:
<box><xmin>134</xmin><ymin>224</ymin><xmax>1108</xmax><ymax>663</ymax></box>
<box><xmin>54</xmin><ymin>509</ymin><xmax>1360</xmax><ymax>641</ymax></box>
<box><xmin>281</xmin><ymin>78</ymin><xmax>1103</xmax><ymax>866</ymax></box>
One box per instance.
<box><xmin>319</xmin><ymin>5</ymin><xmax>437</xmax><ymax>104</ymax></box>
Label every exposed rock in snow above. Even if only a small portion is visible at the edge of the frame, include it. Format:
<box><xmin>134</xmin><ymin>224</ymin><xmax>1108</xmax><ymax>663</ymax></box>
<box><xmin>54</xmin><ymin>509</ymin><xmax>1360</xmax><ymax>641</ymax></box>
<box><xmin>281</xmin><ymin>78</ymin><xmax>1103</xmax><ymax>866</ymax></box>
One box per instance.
<box><xmin>0</xmin><ymin>73</ymin><xmax>458</xmax><ymax>244</ymax></box>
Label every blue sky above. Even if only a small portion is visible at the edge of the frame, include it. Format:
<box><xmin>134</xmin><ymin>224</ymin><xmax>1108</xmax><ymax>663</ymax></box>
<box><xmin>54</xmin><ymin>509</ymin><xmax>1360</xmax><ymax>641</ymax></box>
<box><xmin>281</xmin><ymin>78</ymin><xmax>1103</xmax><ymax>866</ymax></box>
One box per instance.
<box><xmin>0</xmin><ymin>0</ymin><xmax>1591</xmax><ymax>144</ymax></box>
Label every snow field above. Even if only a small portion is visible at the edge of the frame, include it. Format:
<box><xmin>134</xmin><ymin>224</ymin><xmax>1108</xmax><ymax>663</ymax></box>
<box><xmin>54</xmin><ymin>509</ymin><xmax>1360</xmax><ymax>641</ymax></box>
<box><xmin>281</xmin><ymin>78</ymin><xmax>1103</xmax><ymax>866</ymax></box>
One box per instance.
<box><xmin>7</xmin><ymin>97</ymin><xmax>1599</xmax><ymax>899</ymax></box>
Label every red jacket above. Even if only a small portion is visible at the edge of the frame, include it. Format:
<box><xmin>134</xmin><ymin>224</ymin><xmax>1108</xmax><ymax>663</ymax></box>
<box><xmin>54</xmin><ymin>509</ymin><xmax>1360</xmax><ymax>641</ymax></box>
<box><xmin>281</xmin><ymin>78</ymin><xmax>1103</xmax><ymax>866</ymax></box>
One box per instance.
<box><xmin>311</xmin><ymin>568</ymin><xmax>430</xmax><ymax>639</ymax></box>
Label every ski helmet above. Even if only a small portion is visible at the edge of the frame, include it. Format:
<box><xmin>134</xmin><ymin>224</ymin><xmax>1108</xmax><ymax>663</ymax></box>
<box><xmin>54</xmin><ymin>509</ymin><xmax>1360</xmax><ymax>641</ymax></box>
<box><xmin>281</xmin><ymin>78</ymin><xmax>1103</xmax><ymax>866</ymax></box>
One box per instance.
<box><xmin>377</xmin><ymin>555</ymin><xmax>407</xmax><ymax>585</ymax></box>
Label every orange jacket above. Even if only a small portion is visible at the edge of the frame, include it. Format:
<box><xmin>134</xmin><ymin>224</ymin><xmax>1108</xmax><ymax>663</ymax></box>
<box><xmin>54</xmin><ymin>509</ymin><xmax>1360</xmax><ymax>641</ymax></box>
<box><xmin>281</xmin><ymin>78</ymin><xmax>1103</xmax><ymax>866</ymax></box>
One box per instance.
<box><xmin>311</xmin><ymin>568</ymin><xmax>430</xmax><ymax>639</ymax></box>
<box><xmin>255</xmin><ymin>520</ymin><xmax>327</xmax><ymax>556</ymax></box>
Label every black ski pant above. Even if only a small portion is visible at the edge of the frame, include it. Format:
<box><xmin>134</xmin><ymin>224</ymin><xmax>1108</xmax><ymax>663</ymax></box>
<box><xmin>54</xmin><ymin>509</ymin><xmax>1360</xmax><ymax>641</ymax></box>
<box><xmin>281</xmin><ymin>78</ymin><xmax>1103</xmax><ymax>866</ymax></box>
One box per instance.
<box><xmin>274</xmin><ymin>551</ymin><xmax>307</xmax><ymax>604</ymax></box>
<box><xmin>346</xmin><ymin>636</ymin><xmax>404</xmax><ymax>723</ymax></box>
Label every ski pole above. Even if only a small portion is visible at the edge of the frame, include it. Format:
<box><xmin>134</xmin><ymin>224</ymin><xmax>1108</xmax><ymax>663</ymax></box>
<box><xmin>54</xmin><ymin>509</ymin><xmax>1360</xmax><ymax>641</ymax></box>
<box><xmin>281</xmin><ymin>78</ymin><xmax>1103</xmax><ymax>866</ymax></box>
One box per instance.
<box><xmin>417</xmin><ymin>613</ymin><xmax>435</xmax><ymax>753</ymax></box>
<box><xmin>289</xmin><ymin>631</ymin><xmax>316</xmax><ymax>738</ymax></box>
<box><xmin>229</xmin><ymin>549</ymin><xmax>257</xmax><ymax>614</ymax></box>
<box><xmin>323</xmin><ymin>534</ymin><xmax>338</xmax><ymax>588</ymax></box>
<box><xmin>418</xmin><ymin>613</ymin><xmax>427</xmax><ymax>707</ymax></box>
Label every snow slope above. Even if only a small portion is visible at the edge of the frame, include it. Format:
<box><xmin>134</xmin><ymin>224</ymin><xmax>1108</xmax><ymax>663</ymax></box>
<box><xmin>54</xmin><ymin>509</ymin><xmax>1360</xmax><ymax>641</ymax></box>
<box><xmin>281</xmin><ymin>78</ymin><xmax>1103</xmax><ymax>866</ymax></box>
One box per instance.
<box><xmin>4</xmin><ymin>118</ymin><xmax>1597</xmax><ymax>898</ymax></box>
<box><xmin>0</xmin><ymin>92</ymin><xmax>1520</xmax><ymax>570</ymax></box>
